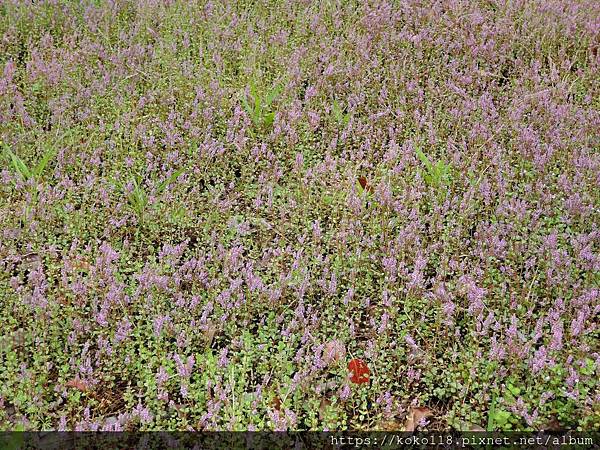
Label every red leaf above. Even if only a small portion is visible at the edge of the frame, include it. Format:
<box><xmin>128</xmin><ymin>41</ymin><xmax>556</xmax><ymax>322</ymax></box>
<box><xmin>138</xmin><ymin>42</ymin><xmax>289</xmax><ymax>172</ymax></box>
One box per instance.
<box><xmin>358</xmin><ymin>176</ymin><xmax>374</xmax><ymax>193</ymax></box>
<box><xmin>347</xmin><ymin>358</ymin><xmax>370</xmax><ymax>384</ymax></box>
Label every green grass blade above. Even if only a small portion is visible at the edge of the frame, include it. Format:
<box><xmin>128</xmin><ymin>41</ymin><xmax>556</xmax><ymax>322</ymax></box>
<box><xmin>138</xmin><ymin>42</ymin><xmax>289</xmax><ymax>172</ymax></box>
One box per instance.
<box><xmin>415</xmin><ymin>147</ymin><xmax>433</xmax><ymax>171</ymax></box>
<box><xmin>33</xmin><ymin>146</ymin><xmax>57</xmax><ymax>178</ymax></box>
<box><xmin>242</xmin><ymin>95</ymin><xmax>251</xmax><ymax>116</ymax></box>
<box><xmin>263</xmin><ymin>112</ymin><xmax>275</xmax><ymax>128</ymax></box>
<box><xmin>332</xmin><ymin>100</ymin><xmax>342</xmax><ymax>123</ymax></box>
<box><xmin>4</xmin><ymin>146</ymin><xmax>32</xmax><ymax>181</ymax></box>
<box><xmin>156</xmin><ymin>168</ymin><xmax>184</xmax><ymax>193</ymax></box>
<box><xmin>265</xmin><ymin>82</ymin><xmax>282</xmax><ymax>107</ymax></box>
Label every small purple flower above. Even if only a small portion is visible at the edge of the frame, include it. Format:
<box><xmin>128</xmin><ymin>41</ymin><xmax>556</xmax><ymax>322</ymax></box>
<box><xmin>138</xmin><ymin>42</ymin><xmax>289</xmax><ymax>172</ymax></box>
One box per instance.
<box><xmin>114</xmin><ymin>318</ymin><xmax>132</xmax><ymax>343</ymax></box>
<box><xmin>174</xmin><ymin>353</ymin><xmax>194</xmax><ymax>379</ymax></box>
<box><xmin>340</xmin><ymin>384</ymin><xmax>351</xmax><ymax>401</ymax></box>
<box><xmin>218</xmin><ymin>347</ymin><xmax>229</xmax><ymax>368</ymax></box>
<box><xmin>134</xmin><ymin>402</ymin><xmax>153</xmax><ymax>424</ymax></box>
<box><xmin>156</xmin><ymin>366</ymin><xmax>169</xmax><ymax>385</ymax></box>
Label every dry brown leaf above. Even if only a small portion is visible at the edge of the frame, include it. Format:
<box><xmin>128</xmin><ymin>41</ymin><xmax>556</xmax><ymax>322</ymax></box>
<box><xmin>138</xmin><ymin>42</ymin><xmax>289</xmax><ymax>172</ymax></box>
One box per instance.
<box><xmin>319</xmin><ymin>397</ymin><xmax>332</xmax><ymax>421</ymax></box>
<box><xmin>403</xmin><ymin>406</ymin><xmax>433</xmax><ymax>432</ymax></box>
<box><xmin>76</xmin><ymin>261</ymin><xmax>91</xmax><ymax>271</ymax></box>
<box><xmin>72</xmin><ymin>256</ymin><xmax>91</xmax><ymax>271</ymax></box>
<box><xmin>542</xmin><ymin>416</ymin><xmax>562</xmax><ymax>431</ymax></box>
<box><xmin>323</xmin><ymin>339</ymin><xmax>346</xmax><ymax>366</ymax></box>
<box><xmin>21</xmin><ymin>253</ymin><xmax>42</xmax><ymax>270</ymax></box>
<box><xmin>378</xmin><ymin>420</ymin><xmax>403</xmax><ymax>431</ymax></box>
<box><xmin>66</xmin><ymin>378</ymin><xmax>89</xmax><ymax>392</ymax></box>
<box><xmin>271</xmin><ymin>395</ymin><xmax>282</xmax><ymax>411</ymax></box>
<box><xmin>203</xmin><ymin>322</ymin><xmax>217</xmax><ymax>348</ymax></box>
<box><xmin>57</xmin><ymin>295</ymin><xmax>71</xmax><ymax>306</ymax></box>
<box><xmin>366</xmin><ymin>304</ymin><xmax>378</xmax><ymax>319</ymax></box>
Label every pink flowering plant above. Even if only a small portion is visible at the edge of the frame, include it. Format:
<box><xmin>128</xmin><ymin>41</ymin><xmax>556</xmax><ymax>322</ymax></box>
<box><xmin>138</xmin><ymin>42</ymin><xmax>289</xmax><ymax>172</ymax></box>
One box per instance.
<box><xmin>0</xmin><ymin>0</ymin><xmax>599</xmax><ymax>432</ymax></box>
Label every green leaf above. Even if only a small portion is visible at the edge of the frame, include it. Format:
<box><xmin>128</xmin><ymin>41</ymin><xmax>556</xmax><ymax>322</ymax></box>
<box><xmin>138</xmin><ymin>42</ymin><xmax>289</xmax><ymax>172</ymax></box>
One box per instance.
<box><xmin>415</xmin><ymin>146</ymin><xmax>453</xmax><ymax>189</ymax></box>
<box><xmin>4</xmin><ymin>146</ymin><xmax>32</xmax><ymax>181</ymax></box>
<box><xmin>493</xmin><ymin>409</ymin><xmax>511</xmax><ymax>428</ymax></box>
<box><xmin>156</xmin><ymin>168</ymin><xmax>184</xmax><ymax>194</ymax></box>
<box><xmin>254</xmin><ymin>94</ymin><xmax>261</xmax><ymax>119</ymax></box>
<box><xmin>487</xmin><ymin>396</ymin><xmax>497</xmax><ymax>431</ymax></box>
<box><xmin>332</xmin><ymin>100</ymin><xmax>344</xmax><ymax>123</ymax></box>
<box><xmin>127</xmin><ymin>177</ymin><xmax>149</xmax><ymax>218</ymax></box>
<box><xmin>263</xmin><ymin>112</ymin><xmax>275</xmax><ymax>127</ymax></box>
<box><xmin>249</xmin><ymin>79</ymin><xmax>258</xmax><ymax>101</ymax></box>
<box><xmin>249</xmin><ymin>80</ymin><xmax>260</xmax><ymax>116</ymax></box>
<box><xmin>415</xmin><ymin>147</ymin><xmax>433</xmax><ymax>171</ymax></box>
<box><xmin>242</xmin><ymin>78</ymin><xmax>282</xmax><ymax>131</ymax></box>
<box><xmin>265</xmin><ymin>82</ymin><xmax>282</xmax><ymax>107</ymax></box>
<box><xmin>487</xmin><ymin>395</ymin><xmax>512</xmax><ymax>431</ymax></box>
<box><xmin>242</xmin><ymin>95</ymin><xmax>252</xmax><ymax>116</ymax></box>
<box><xmin>507</xmin><ymin>383</ymin><xmax>521</xmax><ymax>397</ymax></box>
<box><xmin>33</xmin><ymin>146</ymin><xmax>57</xmax><ymax>178</ymax></box>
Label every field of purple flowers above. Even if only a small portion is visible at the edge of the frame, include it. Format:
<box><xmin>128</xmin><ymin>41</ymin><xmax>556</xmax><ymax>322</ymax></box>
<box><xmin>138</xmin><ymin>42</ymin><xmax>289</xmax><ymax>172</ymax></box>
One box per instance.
<box><xmin>1</xmin><ymin>0</ymin><xmax>599</xmax><ymax>432</ymax></box>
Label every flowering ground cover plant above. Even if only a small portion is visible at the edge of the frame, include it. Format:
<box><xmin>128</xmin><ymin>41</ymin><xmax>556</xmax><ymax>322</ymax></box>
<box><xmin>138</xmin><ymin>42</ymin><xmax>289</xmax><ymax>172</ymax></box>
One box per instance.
<box><xmin>0</xmin><ymin>0</ymin><xmax>599</xmax><ymax>432</ymax></box>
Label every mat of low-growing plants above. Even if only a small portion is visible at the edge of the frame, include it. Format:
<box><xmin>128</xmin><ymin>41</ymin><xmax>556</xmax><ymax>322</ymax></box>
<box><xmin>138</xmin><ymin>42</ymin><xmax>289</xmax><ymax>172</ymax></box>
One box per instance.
<box><xmin>1</xmin><ymin>0</ymin><xmax>599</xmax><ymax>432</ymax></box>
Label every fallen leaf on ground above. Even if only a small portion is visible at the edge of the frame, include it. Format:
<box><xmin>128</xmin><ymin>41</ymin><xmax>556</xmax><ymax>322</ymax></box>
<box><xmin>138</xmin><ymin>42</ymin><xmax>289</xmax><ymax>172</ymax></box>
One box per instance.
<box><xmin>73</xmin><ymin>258</ymin><xmax>91</xmax><ymax>271</ymax></box>
<box><xmin>377</xmin><ymin>420</ymin><xmax>403</xmax><ymax>431</ymax></box>
<box><xmin>347</xmin><ymin>359</ymin><xmax>370</xmax><ymax>384</ymax></box>
<box><xmin>542</xmin><ymin>416</ymin><xmax>562</xmax><ymax>431</ymax></box>
<box><xmin>271</xmin><ymin>395</ymin><xmax>282</xmax><ymax>411</ymax></box>
<box><xmin>358</xmin><ymin>176</ymin><xmax>375</xmax><ymax>193</ymax></box>
<box><xmin>66</xmin><ymin>378</ymin><xmax>89</xmax><ymax>392</ymax></box>
<box><xmin>20</xmin><ymin>253</ymin><xmax>42</xmax><ymax>270</ymax></box>
<box><xmin>203</xmin><ymin>322</ymin><xmax>217</xmax><ymax>347</ymax></box>
<box><xmin>404</xmin><ymin>406</ymin><xmax>433</xmax><ymax>431</ymax></box>
<box><xmin>319</xmin><ymin>397</ymin><xmax>332</xmax><ymax>421</ymax></box>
